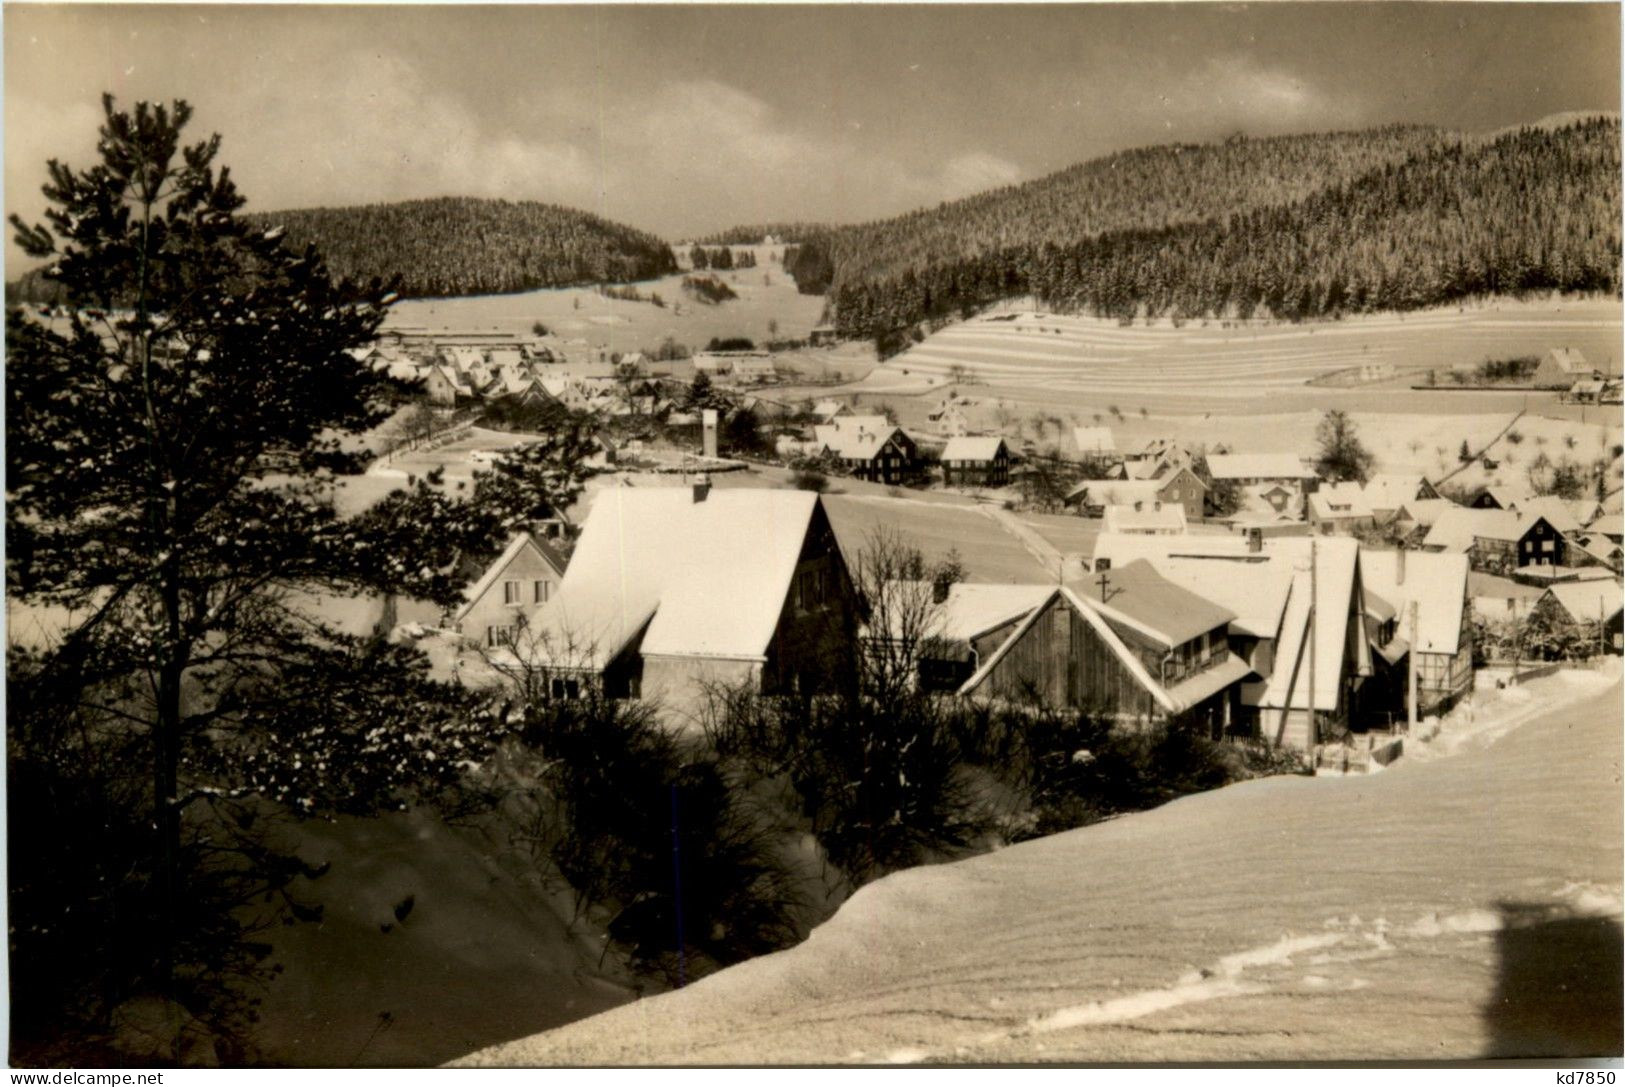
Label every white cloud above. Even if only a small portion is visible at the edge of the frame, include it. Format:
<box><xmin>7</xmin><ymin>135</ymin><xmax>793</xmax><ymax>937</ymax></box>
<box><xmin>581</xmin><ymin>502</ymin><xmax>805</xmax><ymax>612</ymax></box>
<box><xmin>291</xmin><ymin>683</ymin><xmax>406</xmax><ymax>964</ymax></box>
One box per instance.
<box><xmin>936</xmin><ymin>152</ymin><xmax>1023</xmax><ymax>198</ymax></box>
<box><xmin>7</xmin><ymin>56</ymin><xmax>1025</xmax><ymax>274</ymax></box>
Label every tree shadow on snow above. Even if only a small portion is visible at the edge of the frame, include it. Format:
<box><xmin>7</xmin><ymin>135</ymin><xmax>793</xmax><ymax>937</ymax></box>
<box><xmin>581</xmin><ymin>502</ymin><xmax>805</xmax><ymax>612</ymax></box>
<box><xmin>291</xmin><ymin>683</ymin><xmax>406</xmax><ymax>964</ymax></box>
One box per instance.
<box><xmin>1482</xmin><ymin>901</ymin><xmax>1623</xmax><ymax>1058</ymax></box>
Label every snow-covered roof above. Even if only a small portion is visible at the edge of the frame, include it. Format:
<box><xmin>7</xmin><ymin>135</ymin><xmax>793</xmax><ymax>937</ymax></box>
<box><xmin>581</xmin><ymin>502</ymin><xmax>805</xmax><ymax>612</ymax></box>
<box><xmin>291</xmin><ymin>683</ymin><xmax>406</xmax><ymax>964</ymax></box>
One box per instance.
<box><xmin>812</xmin><ymin>399</ymin><xmax>847</xmax><ymax>421</ymax></box>
<box><xmin>1358</xmin><ymin>549</ymin><xmax>1470</xmax><ymax>655</ymax></box>
<box><xmin>958</xmin><ymin>575</ymin><xmax>1248</xmax><ymax>713</ymax></box>
<box><xmin>1308</xmin><ymin>482</ymin><xmax>1373</xmax><ymax>522</ymax></box>
<box><xmin>1205</xmin><ymin>453</ymin><xmax>1316</xmax><ymax>480</ymax></box>
<box><xmin>443</xmin><ymin>346</ymin><xmax>485</xmax><ymax>370</ymax></box>
<box><xmin>1543</xmin><ymin>579</ymin><xmax>1624</xmax><ymax>623</ymax></box>
<box><xmin>1547</xmin><ymin>347</ymin><xmax>1593</xmax><ymax>375</ymax></box>
<box><xmin>813</xmin><ymin>417</ymin><xmax>907</xmax><ymax>461</ymax></box>
<box><xmin>528</xmin><ymin>487</ymin><xmax>820</xmax><ymax>668</ymax></box>
<box><xmin>1393</xmin><ymin>498</ymin><xmax>1452</xmax><ymax>528</ymax></box>
<box><xmin>1362</xmin><ymin>474</ymin><xmax>1430</xmax><ymax>512</ymax></box>
<box><xmin>430</xmin><ymin>365</ymin><xmax>473</xmax><ymax>394</ymax></box>
<box><xmin>941</xmin><ymin>436</ymin><xmax>1008</xmax><ymax>463</ymax></box>
<box><xmin>1071</xmin><ymin>427</ymin><xmax>1116</xmax><ymax>455</ymax></box>
<box><xmin>1589</xmin><ymin>512</ymin><xmax>1623</xmax><ymax>539</ymax></box>
<box><xmin>1477</xmin><ymin>484</ymin><xmax>1533</xmax><ymax>511</ymax></box>
<box><xmin>1424</xmin><ymin>506</ymin><xmax>1525</xmax><ymax>551</ymax></box>
<box><xmin>1103</xmin><ymin>502</ymin><xmax>1187</xmax><ymax>534</ymax></box>
<box><xmin>1069</xmin><ymin>559</ymin><xmax>1235</xmax><ymax>647</ymax></box>
<box><xmin>1256</xmin><ymin>537</ymin><xmax>1367</xmax><ymax>712</ymax></box>
<box><xmin>877</xmin><ymin>581</ymin><xmax>1053</xmax><ymax>645</ymax></box>
<box><xmin>1518</xmin><ymin>496</ymin><xmax>1590</xmax><ymax>535</ymax></box>
<box><xmin>1068</xmin><ymin>480</ymin><xmax>1161</xmax><ymax>506</ymax></box>
<box><xmin>1091</xmin><ymin>531</ymin><xmax>1292</xmax><ymax>638</ymax></box>
<box><xmin>454</xmin><ymin>532</ymin><xmax>568</xmax><ymax>624</ymax></box>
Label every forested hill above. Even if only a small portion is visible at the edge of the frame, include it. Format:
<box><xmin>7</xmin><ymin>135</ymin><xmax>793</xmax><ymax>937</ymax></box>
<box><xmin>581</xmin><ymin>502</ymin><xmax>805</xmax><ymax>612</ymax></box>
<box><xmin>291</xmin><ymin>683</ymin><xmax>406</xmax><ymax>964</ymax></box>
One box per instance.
<box><xmin>816</xmin><ymin>119</ymin><xmax>1621</xmax><ymax>341</ymax></box>
<box><xmin>772</xmin><ymin>125</ymin><xmax>1451</xmax><ymax>294</ymax></box>
<box><xmin>244</xmin><ymin>197</ymin><xmax>678</xmax><ymax>298</ymax></box>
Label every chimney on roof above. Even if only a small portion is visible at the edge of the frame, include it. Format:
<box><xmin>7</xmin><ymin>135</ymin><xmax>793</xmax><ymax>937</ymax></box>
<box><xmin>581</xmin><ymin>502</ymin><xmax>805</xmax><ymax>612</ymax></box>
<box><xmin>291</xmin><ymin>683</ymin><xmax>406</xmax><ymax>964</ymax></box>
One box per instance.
<box><xmin>1396</xmin><ymin>543</ymin><xmax>1407</xmax><ymax>586</ymax></box>
<box><xmin>692</xmin><ymin>473</ymin><xmax>711</xmax><ymax>503</ymax></box>
<box><xmin>932</xmin><ymin>576</ymin><xmax>952</xmax><ymax>605</ymax></box>
<box><xmin>1247</xmin><ymin>527</ymin><xmax>1263</xmax><ymax>553</ymax></box>
<box><xmin>1134</xmin><ymin>500</ymin><xmax>1144</xmax><ymax>512</ymax></box>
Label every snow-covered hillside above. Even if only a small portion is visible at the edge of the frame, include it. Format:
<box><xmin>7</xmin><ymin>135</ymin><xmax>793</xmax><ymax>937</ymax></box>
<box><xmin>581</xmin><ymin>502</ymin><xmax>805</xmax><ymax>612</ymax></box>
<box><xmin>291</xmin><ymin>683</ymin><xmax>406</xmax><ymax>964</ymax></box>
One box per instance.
<box><xmin>460</xmin><ymin>667</ymin><xmax>1622</xmax><ymax>1064</ymax></box>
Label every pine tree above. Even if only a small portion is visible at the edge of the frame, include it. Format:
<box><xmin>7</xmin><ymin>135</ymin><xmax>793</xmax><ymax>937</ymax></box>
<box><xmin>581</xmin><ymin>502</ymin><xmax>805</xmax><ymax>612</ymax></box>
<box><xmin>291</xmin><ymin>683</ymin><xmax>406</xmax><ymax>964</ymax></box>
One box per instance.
<box><xmin>6</xmin><ymin>97</ymin><xmax>516</xmax><ymax>1053</ymax></box>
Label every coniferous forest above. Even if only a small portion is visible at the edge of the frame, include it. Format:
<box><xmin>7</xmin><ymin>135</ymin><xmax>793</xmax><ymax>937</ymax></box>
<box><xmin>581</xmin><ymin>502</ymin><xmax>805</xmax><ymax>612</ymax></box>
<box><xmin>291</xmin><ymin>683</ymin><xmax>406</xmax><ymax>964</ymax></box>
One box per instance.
<box><xmin>243</xmin><ymin>197</ymin><xmax>679</xmax><ymax>299</ymax></box>
<box><xmin>766</xmin><ymin>120</ymin><xmax>1621</xmax><ymax>338</ymax></box>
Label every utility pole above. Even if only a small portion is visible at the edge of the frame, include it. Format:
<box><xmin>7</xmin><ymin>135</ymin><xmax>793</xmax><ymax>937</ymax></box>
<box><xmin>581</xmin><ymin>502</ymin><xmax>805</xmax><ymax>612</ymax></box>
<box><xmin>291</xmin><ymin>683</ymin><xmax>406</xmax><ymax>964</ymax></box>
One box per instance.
<box><xmin>1407</xmin><ymin>599</ymin><xmax>1420</xmax><ymax>733</ymax></box>
<box><xmin>1307</xmin><ymin>536</ymin><xmax>1318</xmax><ymax>749</ymax></box>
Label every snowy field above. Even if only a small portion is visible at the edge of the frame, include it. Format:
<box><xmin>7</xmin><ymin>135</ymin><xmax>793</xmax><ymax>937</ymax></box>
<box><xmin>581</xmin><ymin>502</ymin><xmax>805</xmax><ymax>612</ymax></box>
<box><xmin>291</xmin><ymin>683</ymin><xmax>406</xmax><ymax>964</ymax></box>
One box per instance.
<box><xmin>461</xmin><ymin>664</ymin><xmax>1622</xmax><ymax>1065</ymax></box>
<box><xmin>845</xmin><ymin>298</ymin><xmax>1622</xmax><ymax>421</ymax></box>
<box><xmin>383</xmin><ymin>244</ymin><xmax>827</xmax><ymax>357</ymax></box>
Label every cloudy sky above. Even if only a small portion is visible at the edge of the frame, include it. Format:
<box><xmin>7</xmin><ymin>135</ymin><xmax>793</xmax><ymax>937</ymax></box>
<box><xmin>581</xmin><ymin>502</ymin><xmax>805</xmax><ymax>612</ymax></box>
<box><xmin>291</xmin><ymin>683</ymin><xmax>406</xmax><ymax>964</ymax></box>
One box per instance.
<box><xmin>5</xmin><ymin>3</ymin><xmax>1619</xmax><ymax>274</ymax></box>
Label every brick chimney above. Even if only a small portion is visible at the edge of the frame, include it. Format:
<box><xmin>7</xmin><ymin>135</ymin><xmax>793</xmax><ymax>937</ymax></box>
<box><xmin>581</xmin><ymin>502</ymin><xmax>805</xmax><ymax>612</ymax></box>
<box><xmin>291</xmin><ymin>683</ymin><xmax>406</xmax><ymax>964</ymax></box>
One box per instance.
<box><xmin>692</xmin><ymin>473</ymin><xmax>711</xmax><ymax>503</ymax></box>
<box><xmin>1247</xmin><ymin>527</ymin><xmax>1263</xmax><ymax>553</ymax></box>
<box><xmin>1396</xmin><ymin>543</ymin><xmax>1407</xmax><ymax>586</ymax></box>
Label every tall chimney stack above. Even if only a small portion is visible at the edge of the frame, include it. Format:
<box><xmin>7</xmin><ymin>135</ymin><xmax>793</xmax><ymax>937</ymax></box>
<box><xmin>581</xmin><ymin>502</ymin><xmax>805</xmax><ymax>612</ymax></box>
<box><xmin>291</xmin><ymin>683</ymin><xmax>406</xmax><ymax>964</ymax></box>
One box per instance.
<box><xmin>692</xmin><ymin>472</ymin><xmax>711</xmax><ymax>503</ymax></box>
<box><xmin>702</xmin><ymin>408</ymin><xmax>719</xmax><ymax>459</ymax></box>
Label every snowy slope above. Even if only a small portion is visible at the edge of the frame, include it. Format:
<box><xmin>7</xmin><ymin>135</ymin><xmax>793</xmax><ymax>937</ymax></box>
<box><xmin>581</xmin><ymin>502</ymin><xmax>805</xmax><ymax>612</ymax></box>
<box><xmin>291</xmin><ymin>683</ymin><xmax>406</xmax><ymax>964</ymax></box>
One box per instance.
<box><xmin>460</xmin><ymin>667</ymin><xmax>1622</xmax><ymax>1065</ymax></box>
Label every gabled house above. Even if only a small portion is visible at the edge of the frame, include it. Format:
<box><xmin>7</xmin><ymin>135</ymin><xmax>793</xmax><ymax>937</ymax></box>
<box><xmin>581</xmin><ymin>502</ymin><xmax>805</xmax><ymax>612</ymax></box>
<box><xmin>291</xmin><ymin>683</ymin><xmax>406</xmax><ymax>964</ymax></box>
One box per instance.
<box><xmin>522</xmin><ymin>485</ymin><xmax>856</xmax><ymax>723</ymax></box>
<box><xmin>812</xmin><ymin>416</ymin><xmax>918</xmax><ymax>483</ymax></box>
<box><xmin>1531</xmin><ymin>580</ymin><xmax>1624</xmax><ymax>655</ymax></box>
<box><xmin>1358</xmin><ymin>549</ymin><xmax>1474</xmax><ymax>712</ymax></box>
<box><xmin>1424</xmin><ymin>508</ymin><xmax>1574</xmax><ymax>574</ymax></box>
<box><xmin>1090</xmin><ymin>533</ymin><xmax>1376</xmax><ymax>749</ymax></box>
<box><xmin>1069</xmin><ymin>427</ymin><xmax>1117</xmax><ymax>460</ymax></box>
<box><xmin>1469</xmin><ymin>484</ymin><xmax>1532</xmax><ymax>512</ymax></box>
<box><xmin>1391</xmin><ymin>498</ymin><xmax>1453</xmax><ymax>535</ymax></box>
<box><xmin>1240</xmin><ymin>482</ymin><xmax>1300</xmax><ymax>520</ymax></box>
<box><xmin>441</xmin><ymin>345</ymin><xmax>487</xmax><ymax>373</ymax></box>
<box><xmin>424</xmin><ymin>365</ymin><xmax>472</xmax><ymax>406</ymax></box>
<box><xmin>932</xmin><ymin>404</ymin><xmax>972</xmax><ymax>437</ymax></box>
<box><xmin>1067</xmin><ymin>467</ymin><xmax>1206</xmax><ymax>521</ymax></box>
<box><xmin>812</xmin><ymin>399</ymin><xmax>849</xmax><ymax>425</ymax></box>
<box><xmin>1532</xmin><ymin>347</ymin><xmax>1601</xmax><ymax>389</ymax></box>
<box><xmin>1205</xmin><ymin>453</ymin><xmax>1319</xmax><ymax>494</ymax></box>
<box><xmin>941</xmin><ymin>436</ymin><xmax>1012</xmax><ymax>488</ymax></box>
<box><xmin>1308</xmin><ymin>482</ymin><xmax>1375</xmax><ymax>535</ymax></box>
<box><xmin>959</xmin><ymin>560</ymin><xmax>1251</xmax><ymax>736</ymax></box>
<box><xmin>1362</xmin><ymin>474</ymin><xmax>1440</xmax><ymax>521</ymax></box>
<box><xmin>456</xmin><ymin>532</ymin><xmax>569</xmax><ymax>650</ymax></box>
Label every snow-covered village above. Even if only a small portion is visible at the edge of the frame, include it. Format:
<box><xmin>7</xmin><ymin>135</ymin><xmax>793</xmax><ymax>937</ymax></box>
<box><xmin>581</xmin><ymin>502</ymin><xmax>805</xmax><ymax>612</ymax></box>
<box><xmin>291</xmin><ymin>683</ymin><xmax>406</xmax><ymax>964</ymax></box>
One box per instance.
<box><xmin>5</xmin><ymin>2</ymin><xmax>1623</xmax><ymax>1075</ymax></box>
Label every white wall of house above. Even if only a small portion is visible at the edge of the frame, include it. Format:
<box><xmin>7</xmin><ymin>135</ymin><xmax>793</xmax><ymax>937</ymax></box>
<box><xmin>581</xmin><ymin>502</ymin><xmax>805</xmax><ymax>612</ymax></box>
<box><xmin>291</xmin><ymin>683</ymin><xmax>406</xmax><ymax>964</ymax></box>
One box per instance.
<box><xmin>461</xmin><ymin>543</ymin><xmax>563</xmax><ymax>649</ymax></box>
<box><xmin>640</xmin><ymin>655</ymin><xmax>761</xmax><ymax>731</ymax></box>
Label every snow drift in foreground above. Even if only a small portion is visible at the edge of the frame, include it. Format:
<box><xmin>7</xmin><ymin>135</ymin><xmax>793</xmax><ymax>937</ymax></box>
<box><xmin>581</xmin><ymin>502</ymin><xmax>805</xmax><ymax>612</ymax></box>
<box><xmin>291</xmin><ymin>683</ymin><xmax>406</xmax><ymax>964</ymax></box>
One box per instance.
<box><xmin>459</xmin><ymin>666</ymin><xmax>1623</xmax><ymax>1065</ymax></box>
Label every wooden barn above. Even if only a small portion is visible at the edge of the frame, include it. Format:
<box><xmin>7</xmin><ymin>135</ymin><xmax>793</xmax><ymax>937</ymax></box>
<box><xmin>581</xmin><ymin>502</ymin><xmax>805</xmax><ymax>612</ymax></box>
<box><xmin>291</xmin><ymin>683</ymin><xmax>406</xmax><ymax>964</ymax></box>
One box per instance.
<box><xmin>958</xmin><ymin>560</ymin><xmax>1252</xmax><ymax>737</ymax></box>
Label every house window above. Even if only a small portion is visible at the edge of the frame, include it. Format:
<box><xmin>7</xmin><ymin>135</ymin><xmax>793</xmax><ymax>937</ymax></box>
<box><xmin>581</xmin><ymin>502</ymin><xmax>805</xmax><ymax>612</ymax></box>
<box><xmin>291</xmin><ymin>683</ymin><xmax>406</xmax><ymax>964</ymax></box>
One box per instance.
<box><xmin>487</xmin><ymin>625</ymin><xmax>517</xmax><ymax>648</ymax></box>
<box><xmin>534</xmin><ymin>580</ymin><xmax>551</xmax><ymax>604</ymax></box>
<box><xmin>549</xmin><ymin>677</ymin><xmax>582</xmax><ymax>700</ymax></box>
<box><xmin>503</xmin><ymin>580</ymin><xmax>522</xmax><ymax>605</ymax></box>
